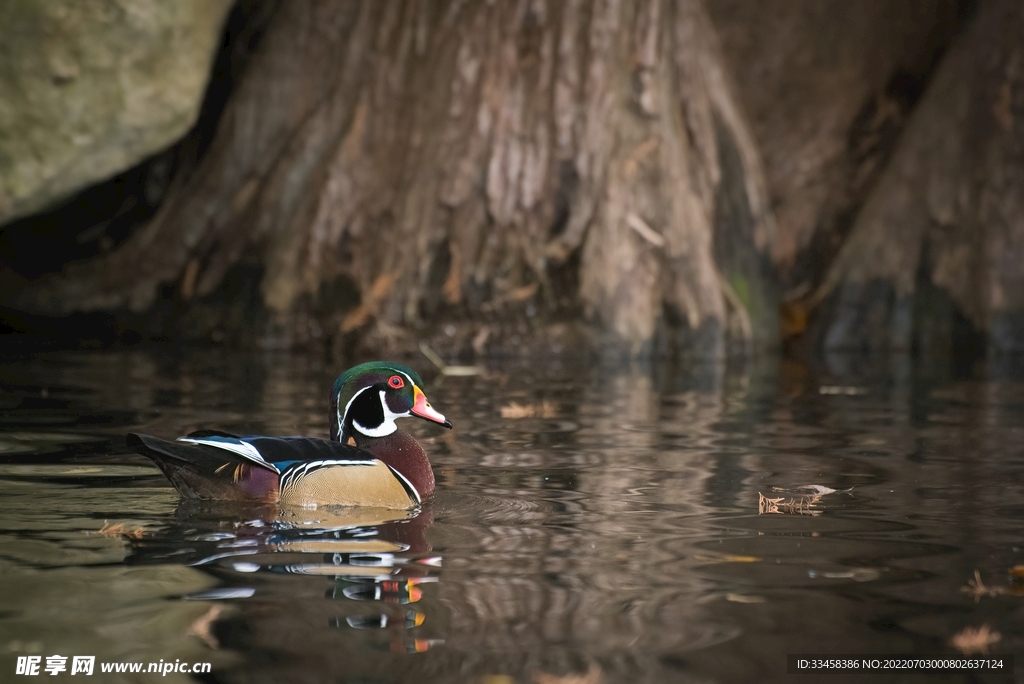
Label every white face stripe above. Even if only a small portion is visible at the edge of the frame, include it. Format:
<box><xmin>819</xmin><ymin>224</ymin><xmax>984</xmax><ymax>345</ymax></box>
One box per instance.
<box><xmin>339</xmin><ymin>384</ymin><xmax>374</xmax><ymax>438</ymax></box>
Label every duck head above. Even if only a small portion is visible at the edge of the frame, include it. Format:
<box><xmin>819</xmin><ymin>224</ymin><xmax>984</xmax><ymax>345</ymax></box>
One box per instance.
<box><xmin>330</xmin><ymin>361</ymin><xmax>452</xmax><ymax>444</ymax></box>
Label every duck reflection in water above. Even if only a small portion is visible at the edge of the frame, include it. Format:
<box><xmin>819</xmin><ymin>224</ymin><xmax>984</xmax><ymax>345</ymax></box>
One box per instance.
<box><xmin>125</xmin><ymin>500</ymin><xmax>444</xmax><ymax>655</ymax></box>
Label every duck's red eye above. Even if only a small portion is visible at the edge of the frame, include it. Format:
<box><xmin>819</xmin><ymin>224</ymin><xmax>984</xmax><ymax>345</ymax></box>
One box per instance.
<box><xmin>388</xmin><ymin>375</ymin><xmax>404</xmax><ymax>389</ymax></box>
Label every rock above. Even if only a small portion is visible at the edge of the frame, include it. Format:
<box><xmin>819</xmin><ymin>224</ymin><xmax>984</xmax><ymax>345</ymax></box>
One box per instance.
<box><xmin>0</xmin><ymin>0</ymin><xmax>233</xmax><ymax>225</ymax></box>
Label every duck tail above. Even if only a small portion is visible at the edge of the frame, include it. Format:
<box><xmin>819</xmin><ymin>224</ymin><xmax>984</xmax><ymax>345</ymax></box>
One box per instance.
<box><xmin>127</xmin><ymin>433</ymin><xmax>279</xmax><ymax>502</ymax></box>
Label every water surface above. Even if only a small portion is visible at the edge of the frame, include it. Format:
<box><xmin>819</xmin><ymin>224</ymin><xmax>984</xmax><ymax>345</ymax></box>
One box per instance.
<box><xmin>1</xmin><ymin>349</ymin><xmax>1022</xmax><ymax>683</ymax></box>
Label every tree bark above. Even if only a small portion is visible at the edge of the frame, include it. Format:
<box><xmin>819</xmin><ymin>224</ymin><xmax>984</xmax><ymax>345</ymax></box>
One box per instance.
<box><xmin>812</xmin><ymin>0</ymin><xmax>1024</xmax><ymax>354</ymax></box>
<box><xmin>707</xmin><ymin>0</ymin><xmax>972</xmax><ymax>297</ymax></box>
<box><xmin>11</xmin><ymin>0</ymin><xmax>776</xmax><ymax>358</ymax></box>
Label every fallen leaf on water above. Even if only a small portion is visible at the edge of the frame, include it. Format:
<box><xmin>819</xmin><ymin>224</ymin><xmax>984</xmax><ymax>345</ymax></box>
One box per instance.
<box><xmin>950</xmin><ymin>624</ymin><xmax>1000</xmax><ymax>654</ymax></box>
<box><xmin>90</xmin><ymin>521</ymin><xmax>146</xmax><ymax>539</ymax></box>
<box><xmin>501</xmin><ymin>402</ymin><xmax>533</xmax><ymax>418</ymax></box>
<box><xmin>534</xmin><ymin>664</ymin><xmax>601</xmax><ymax>684</ymax></box>
<box><xmin>1007</xmin><ymin>566</ymin><xmax>1024</xmax><ymax>595</ymax></box>
<box><xmin>500</xmin><ymin>400</ymin><xmax>557</xmax><ymax>419</ymax></box>
<box><xmin>759</xmin><ymin>492</ymin><xmax>822</xmax><ymax>516</ymax></box>
<box><xmin>961</xmin><ymin>570</ymin><xmax>1007</xmax><ymax>602</ymax></box>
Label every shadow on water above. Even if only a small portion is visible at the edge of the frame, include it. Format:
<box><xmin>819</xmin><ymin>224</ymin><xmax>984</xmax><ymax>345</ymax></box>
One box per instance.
<box><xmin>0</xmin><ymin>346</ymin><xmax>1022</xmax><ymax>683</ymax></box>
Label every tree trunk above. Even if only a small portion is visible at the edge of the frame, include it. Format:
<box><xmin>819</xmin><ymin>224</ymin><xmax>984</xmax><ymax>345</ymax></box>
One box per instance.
<box><xmin>11</xmin><ymin>0</ymin><xmax>776</xmax><ymax>358</ymax></box>
<box><xmin>811</xmin><ymin>0</ymin><xmax>1024</xmax><ymax>354</ymax></box>
<box><xmin>706</xmin><ymin>0</ymin><xmax>972</xmax><ymax>297</ymax></box>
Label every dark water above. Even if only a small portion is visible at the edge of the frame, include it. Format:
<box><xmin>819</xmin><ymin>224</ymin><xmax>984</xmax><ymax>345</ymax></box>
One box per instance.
<box><xmin>1</xmin><ymin>348</ymin><xmax>1023</xmax><ymax>683</ymax></box>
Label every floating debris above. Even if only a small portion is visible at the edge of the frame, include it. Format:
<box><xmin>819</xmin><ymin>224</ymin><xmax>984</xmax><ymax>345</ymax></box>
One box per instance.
<box><xmin>758</xmin><ymin>483</ymin><xmax>845</xmax><ymax>515</ymax></box>
<box><xmin>960</xmin><ymin>570</ymin><xmax>1008</xmax><ymax>602</ymax></box>
<box><xmin>89</xmin><ymin>521</ymin><xmax>147</xmax><ymax>539</ymax></box>
<box><xmin>500</xmin><ymin>400</ymin><xmax>558</xmax><ymax>419</ymax></box>
<box><xmin>950</xmin><ymin>624</ymin><xmax>1000</xmax><ymax>654</ymax></box>
<box><xmin>759</xmin><ymin>492</ymin><xmax>822</xmax><ymax>516</ymax></box>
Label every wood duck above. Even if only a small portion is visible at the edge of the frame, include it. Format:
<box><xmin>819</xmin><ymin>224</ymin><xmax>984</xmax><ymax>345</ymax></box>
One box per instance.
<box><xmin>127</xmin><ymin>362</ymin><xmax>451</xmax><ymax>509</ymax></box>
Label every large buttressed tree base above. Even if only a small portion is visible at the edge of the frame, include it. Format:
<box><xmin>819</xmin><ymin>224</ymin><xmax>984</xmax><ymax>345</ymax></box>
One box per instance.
<box><xmin>13</xmin><ymin>0</ymin><xmax>776</xmax><ymax>358</ymax></box>
<box><xmin>812</xmin><ymin>0</ymin><xmax>1024</xmax><ymax>354</ymax></box>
